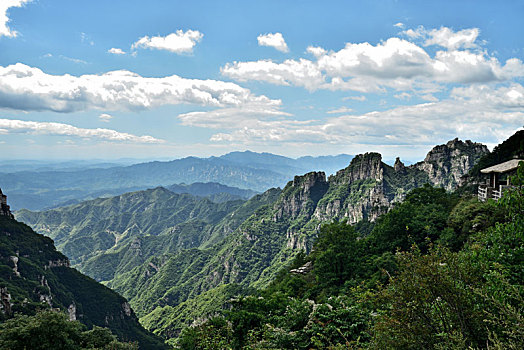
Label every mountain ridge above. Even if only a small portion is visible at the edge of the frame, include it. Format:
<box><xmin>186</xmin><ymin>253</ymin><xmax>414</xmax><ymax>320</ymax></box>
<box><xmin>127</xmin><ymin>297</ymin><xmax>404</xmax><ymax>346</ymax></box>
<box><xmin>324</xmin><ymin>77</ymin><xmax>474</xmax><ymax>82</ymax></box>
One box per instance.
<box><xmin>2</xmin><ymin>151</ymin><xmax>353</xmax><ymax>210</ymax></box>
<box><xmin>0</xmin><ymin>200</ymin><xmax>166</xmax><ymax>349</ymax></box>
<box><xmin>12</xmin><ymin>137</ymin><xmax>492</xmax><ymax>340</ymax></box>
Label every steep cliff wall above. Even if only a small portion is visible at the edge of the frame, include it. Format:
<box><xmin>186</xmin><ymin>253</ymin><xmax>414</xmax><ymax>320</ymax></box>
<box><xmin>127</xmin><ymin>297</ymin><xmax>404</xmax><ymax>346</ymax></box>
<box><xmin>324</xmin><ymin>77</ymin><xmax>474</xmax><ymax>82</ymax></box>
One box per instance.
<box><xmin>413</xmin><ymin>138</ymin><xmax>489</xmax><ymax>191</ymax></box>
<box><xmin>0</xmin><ymin>213</ymin><xmax>166</xmax><ymax>349</ymax></box>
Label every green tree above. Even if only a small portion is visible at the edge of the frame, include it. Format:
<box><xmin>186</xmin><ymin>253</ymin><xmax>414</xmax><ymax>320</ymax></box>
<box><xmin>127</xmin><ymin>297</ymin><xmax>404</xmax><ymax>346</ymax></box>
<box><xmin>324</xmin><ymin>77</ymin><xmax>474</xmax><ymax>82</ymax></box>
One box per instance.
<box><xmin>312</xmin><ymin>222</ymin><xmax>364</xmax><ymax>290</ymax></box>
<box><xmin>0</xmin><ymin>310</ymin><xmax>138</xmax><ymax>350</ymax></box>
<box><xmin>371</xmin><ymin>185</ymin><xmax>458</xmax><ymax>253</ymax></box>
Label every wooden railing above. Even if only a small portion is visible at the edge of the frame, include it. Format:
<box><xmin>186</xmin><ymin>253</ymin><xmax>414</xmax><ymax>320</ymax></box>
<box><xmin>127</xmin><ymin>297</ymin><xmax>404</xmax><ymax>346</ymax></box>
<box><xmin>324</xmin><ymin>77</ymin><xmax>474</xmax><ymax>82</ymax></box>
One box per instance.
<box><xmin>478</xmin><ymin>185</ymin><xmax>488</xmax><ymax>201</ymax></box>
<box><xmin>478</xmin><ymin>184</ymin><xmax>511</xmax><ymax>201</ymax></box>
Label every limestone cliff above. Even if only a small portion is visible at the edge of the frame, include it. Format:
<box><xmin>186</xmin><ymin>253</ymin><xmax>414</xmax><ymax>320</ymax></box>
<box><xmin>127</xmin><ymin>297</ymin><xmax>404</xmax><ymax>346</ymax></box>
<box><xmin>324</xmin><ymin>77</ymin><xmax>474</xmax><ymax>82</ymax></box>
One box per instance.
<box><xmin>278</xmin><ymin>139</ymin><xmax>487</xmax><ymax>225</ymax></box>
<box><xmin>0</xmin><ymin>188</ymin><xmax>14</xmax><ymax>219</ymax></box>
<box><xmin>314</xmin><ymin>153</ymin><xmax>390</xmax><ymax>223</ymax></box>
<box><xmin>274</xmin><ymin>171</ymin><xmax>328</xmax><ymax>221</ymax></box>
<box><xmin>413</xmin><ymin>138</ymin><xmax>489</xmax><ymax>191</ymax></box>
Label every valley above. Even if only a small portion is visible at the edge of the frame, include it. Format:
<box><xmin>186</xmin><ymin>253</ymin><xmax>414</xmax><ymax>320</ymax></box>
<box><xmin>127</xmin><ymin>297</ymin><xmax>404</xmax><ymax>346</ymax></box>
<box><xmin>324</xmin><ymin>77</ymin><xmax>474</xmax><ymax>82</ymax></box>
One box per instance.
<box><xmin>9</xmin><ymin>133</ymin><xmax>521</xmax><ymax>347</ymax></box>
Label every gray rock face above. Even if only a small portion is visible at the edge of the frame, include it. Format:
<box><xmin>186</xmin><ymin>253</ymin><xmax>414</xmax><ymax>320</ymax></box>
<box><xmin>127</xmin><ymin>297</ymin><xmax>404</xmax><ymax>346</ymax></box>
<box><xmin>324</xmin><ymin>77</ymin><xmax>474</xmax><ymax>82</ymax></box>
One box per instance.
<box><xmin>68</xmin><ymin>303</ymin><xmax>77</xmax><ymax>321</ymax></box>
<box><xmin>0</xmin><ymin>287</ymin><xmax>12</xmax><ymax>315</ymax></box>
<box><xmin>414</xmin><ymin>138</ymin><xmax>489</xmax><ymax>191</ymax></box>
<box><xmin>279</xmin><ymin>139</ymin><xmax>488</xmax><ymax>225</ymax></box>
<box><xmin>314</xmin><ymin>153</ymin><xmax>391</xmax><ymax>224</ymax></box>
<box><xmin>330</xmin><ymin>153</ymin><xmax>384</xmax><ymax>184</ymax></box>
<box><xmin>274</xmin><ymin>171</ymin><xmax>328</xmax><ymax>221</ymax></box>
<box><xmin>394</xmin><ymin>157</ymin><xmax>406</xmax><ymax>173</ymax></box>
<box><xmin>0</xmin><ymin>188</ymin><xmax>14</xmax><ymax>219</ymax></box>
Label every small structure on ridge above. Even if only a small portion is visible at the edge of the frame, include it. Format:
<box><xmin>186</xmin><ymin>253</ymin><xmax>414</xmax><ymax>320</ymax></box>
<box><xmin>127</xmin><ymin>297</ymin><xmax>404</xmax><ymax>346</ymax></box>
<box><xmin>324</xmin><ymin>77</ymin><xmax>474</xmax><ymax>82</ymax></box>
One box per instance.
<box><xmin>478</xmin><ymin>159</ymin><xmax>523</xmax><ymax>201</ymax></box>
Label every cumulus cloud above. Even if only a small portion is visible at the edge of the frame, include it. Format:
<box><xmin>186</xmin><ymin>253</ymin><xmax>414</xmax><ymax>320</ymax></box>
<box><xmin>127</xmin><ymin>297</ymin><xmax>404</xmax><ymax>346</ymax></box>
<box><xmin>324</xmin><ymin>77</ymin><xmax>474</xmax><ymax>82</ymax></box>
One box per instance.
<box><xmin>179</xmin><ymin>83</ymin><xmax>523</xmax><ymax>148</ymax></box>
<box><xmin>394</xmin><ymin>22</ymin><xmax>404</xmax><ymax>28</ymax></box>
<box><xmin>99</xmin><ymin>113</ymin><xmax>113</xmax><ymax>122</ymax></box>
<box><xmin>0</xmin><ymin>63</ymin><xmax>282</xmax><ymax>113</ymax></box>
<box><xmin>0</xmin><ymin>0</ymin><xmax>31</xmax><ymax>37</ymax></box>
<box><xmin>131</xmin><ymin>30</ymin><xmax>203</xmax><ymax>54</ymax></box>
<box><xmin>0</xmin><ymin>118</ymin><xmax>163</xmax><ymax>143</ymax></box>
<box><xmin>222</xmin><ymin>27</ymin><xmax>524</xmax><ymax>93</ymax></box>
<box><xmin>108</xmin><ymin>48</ymin><xmax>126</xmax><ymax>55</ymax></box>
<box><xmin>404</xmin><ymin>26</ymin><xmax>480</xmax><ymax>50</ymax></box>
<box><xmin>257</xmin><ymin>32</ymin><xmax>289</xmax><ymax>53</ymax></box>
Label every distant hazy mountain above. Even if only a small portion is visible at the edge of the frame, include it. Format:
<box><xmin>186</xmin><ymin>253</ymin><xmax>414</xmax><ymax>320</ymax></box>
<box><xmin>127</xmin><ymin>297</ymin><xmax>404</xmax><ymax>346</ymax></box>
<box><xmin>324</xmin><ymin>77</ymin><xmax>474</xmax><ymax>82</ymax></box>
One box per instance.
<box><xmin>166</xmin><ymin>182</ymin><xmax>258</xmax><ymax>202</ymax></box>
<box><xmin>1</xmin><ymin>151</ymin><xmax>353</xmax><ymax>210</ymax></box>
<box><xmin>0</xmin><ymin>159</ymin><xmax>135</xmax><ymax>173</ymax></box>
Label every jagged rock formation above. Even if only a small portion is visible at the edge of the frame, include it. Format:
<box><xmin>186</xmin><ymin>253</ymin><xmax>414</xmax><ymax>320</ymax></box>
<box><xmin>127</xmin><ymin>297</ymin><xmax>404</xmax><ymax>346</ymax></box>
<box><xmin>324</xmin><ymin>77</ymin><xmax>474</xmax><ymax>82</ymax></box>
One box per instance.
<box><xmin>0</xmin><ymin>188</ymin><xmax>14</xmax><ymax>219</ymax></box>
<box><xmin>315</xmin><ymin>153</ymin><xmax>393</xmax><ymax>223</ymax></box>
<box><xmin>394</xmin><ymin>157</ymin><xmax>406</xmax><ymax>174</ymax></box>
<box><xmin>414</xmin><ymin>138</ymin><xmax>489</xmax><ymax>191</ymax></box>
<box><xmin>274</xmin><ymin>172</ymin><xmax>328</xmax><ymax>221</ymax></box>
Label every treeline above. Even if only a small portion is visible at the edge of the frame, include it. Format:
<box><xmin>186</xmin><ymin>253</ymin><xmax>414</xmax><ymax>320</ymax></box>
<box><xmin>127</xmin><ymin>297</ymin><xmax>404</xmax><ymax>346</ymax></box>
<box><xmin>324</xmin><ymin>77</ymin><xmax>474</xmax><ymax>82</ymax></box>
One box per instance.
<box><xmin>177</xmin><ymin>163</ymin><xmax>523</xmax><ymax>349</ymax></box>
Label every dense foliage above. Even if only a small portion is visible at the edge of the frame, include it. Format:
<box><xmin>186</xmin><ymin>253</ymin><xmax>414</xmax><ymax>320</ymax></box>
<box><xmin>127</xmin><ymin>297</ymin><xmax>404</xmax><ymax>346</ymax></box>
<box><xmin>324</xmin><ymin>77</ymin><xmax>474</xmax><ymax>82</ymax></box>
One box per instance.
<box><xmin>0</xmin><ymin>310</ymin><xmax>138</xmax><ymax>350</ymax></box>
<box><xmin>0</xmin><ymin>216</ymin><xmax>166</xmax><ymax>349</ymax></box>
<box><xmin>177</xmin><ymin>162</ymin><xmax>523</xmax><ymax>349</ymax></box>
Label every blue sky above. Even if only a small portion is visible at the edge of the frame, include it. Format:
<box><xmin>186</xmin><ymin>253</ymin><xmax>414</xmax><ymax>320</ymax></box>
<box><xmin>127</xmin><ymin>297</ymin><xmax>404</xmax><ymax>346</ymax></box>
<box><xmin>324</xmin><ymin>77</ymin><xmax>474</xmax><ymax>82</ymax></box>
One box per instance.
<box><xmin>0</xmin><ymin>0</ymin><xmax>523</xmax><ymax>161</ymax></box>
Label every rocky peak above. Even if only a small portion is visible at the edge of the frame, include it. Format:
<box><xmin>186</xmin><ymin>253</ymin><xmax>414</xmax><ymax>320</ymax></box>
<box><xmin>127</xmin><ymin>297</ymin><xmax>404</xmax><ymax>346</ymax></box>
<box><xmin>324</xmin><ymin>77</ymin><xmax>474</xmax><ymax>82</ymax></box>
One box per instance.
<box><xmin>0</xmin><ymin>188</ymin><xmax>14</xmax><ymax>219</ymax></box>
<box><xmin>330</xmin><ymin>152</ymin><xmax>383</xmax><ymax>184</ymax></box>
<box><xmin>415</xmin><ymin>138</ymin><xmax>489</xmax><ymax>191</ymax></box>
<box><xmin>394</xmin><ymin>157</ymin><xmax>406</xmax><ymax>173</ymax></box>
<box><xmin>274</xmin><ymin>172</ymin><xmax>328</xmax><ymax>221</ymax></box>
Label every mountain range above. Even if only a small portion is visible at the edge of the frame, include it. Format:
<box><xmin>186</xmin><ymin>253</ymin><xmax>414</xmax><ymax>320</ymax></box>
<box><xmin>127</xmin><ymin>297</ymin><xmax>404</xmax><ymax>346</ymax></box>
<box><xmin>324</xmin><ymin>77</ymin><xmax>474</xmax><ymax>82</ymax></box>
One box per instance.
<box><xmin>14</xmin><ymin>136</ymin><xmax>496</xmax><ymax>341</ymax></box>
<box><xmin>2</xmin><ymin>152</ymin><xmax>353</xmax><ymax>210</ymax></box>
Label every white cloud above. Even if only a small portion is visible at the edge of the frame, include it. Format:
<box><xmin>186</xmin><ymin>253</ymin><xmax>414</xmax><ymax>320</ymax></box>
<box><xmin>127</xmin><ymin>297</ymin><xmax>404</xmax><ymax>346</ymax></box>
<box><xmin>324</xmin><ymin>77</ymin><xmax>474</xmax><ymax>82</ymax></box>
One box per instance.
<box><xmin>394</xmin><ymin>92</ymin><xmax>412</xmax><ymax>100</ymax></box>
<box><xmin>178</xmin><ymin>105</ymin><xmax>293</xmax><ymax>130</ymax></box>
<box><xmin>0</xmin><ymin>118</ymin><xmax>163</xmax><ymax>143</ymax></box>
<box><xmin>306</xmin><ymin>46</ymin><xmax>326</xmax><ymax>58</ymax></box>
<box><xmin>0</xmin><ymin>0</ymin><xmax>31</xmax><ymax>37</ymax></box>
<box><xmin>131</xmin><ymin>30</ymin><xmax>203</xmax><ymax>54</ymax></box>
<box><xmin>343</xmin><ymin>95</ymin><xmax>366</xmax><ymax>101</ymax></box>
<box><xmin>327</xmin><ymin>107</ymin><xmax>353</xmax><ymax>114</ymax></box>
<box><xmin>180</xmin><ymin>83</ymin><xmax>523</xmax><ymax>148</ymax></box>
<box><xmin>405</xmin><ymin>26</ymin><xmax>480</xmax><ymax>50</ymax></box>
<box><xmin>222</xmin><ymin>28</ymin><xmax>524</xmax><ymax>93</ymax></box>
<box><xmin>0</xmin><ymin>63</ymin><xmax>282</xmax><ymax>113</ymax></box>
<box><xmin>99</xmin><ymin>113</ymin><xmax>113</xmax><ymax>122</ymax></box>
<box><xmin>257</xmin><ymin>32</ymin><xmax>289</xmax><ymax>53</ymax></box>
<box><xmin>222</xmin><ymin>58</ymin><xmax>324</xmax><ymax>90</ymax></box>
<box><xmin>59</xmin><ymin>55</ymin><xmax>88</xmax><ymax>65</ymax></box>
<box><xmin>80</xmin><ymin>32</ymin><xmax>92</xmax><ymax>45</ymax></box>
<box><xmin>108</xmin><ymin>48</ymin><xmax>126</xmax><ymax>55</ymax></box>
<box><xmin>394</xmin><ymin>22</ymin><xmax>404</xmax><ymax>28</ymax></box>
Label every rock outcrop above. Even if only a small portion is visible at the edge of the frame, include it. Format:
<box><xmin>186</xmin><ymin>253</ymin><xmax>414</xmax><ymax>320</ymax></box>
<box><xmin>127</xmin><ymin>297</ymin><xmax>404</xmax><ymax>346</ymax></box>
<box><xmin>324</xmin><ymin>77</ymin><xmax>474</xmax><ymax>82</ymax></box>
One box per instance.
<box><xmin>0</xmin><ymin>287</ymin><xmax>12</xmax><ymax>316</ymax></box>
<box><xmin>275</xmin><ymin>139</ymin><xmax>488</xmax><ymax>225</ymax></box>
<box><xmin>274</xmin><ymin>172</ymin><xmax>328</xmax><ymax>221</ymax></box>
<box><xmin>414</xmin><ymin>138</ymin><xmax>489</xmax><ymax>191</ymax></box>
<box><xmin>0</xmin><ymin>188</ymin><xmax>14</xmax><ymax>219</ymax></box>
<box><xmin>314</xmin><ymin>153</ymin><xmax>390</xmax><ymax>223</ymax></box>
